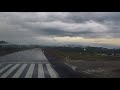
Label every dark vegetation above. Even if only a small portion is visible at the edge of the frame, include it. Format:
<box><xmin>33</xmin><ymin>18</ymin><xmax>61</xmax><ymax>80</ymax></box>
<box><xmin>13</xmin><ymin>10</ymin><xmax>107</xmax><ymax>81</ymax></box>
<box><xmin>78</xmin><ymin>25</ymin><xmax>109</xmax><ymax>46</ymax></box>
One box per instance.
<box><xmin>42</xmin><ymin>47</ymin><xmax>120</xmax><ymax>61</ymax></box>
<box><xmin>0</xmin><ymin>41</ymin><xmax>44</xmax><ymax>56</ymax></box>
<box><xmin>0</xmin><ymin>41</ymin><xmax>48</xmax><ymax>56</ymax></box>
<box><xmin>0</xmin><ymin>45</ymin><xmax>34</xmax><ymax>56</ymax></box>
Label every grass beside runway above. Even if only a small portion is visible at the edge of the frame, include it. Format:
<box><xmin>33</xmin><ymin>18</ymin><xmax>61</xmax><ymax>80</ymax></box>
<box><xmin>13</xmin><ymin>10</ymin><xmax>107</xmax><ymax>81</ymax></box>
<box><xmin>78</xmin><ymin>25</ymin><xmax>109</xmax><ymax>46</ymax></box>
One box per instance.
<box><xmin>42</xmin><ymin>47</ymin><xmax>120</xmax><ymax>61</ymax></box>
<box><xmin>42</xmin><ymin>47</ymin><xmax>120</xmax><ymax>78</ymax></box>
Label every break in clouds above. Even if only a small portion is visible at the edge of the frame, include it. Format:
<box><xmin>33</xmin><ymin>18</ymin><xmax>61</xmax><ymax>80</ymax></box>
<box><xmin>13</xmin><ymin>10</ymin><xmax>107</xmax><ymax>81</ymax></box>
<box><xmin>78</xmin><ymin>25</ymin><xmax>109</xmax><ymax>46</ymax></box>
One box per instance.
<box><xmin>0</xmin><ymin>12</ymin><xmax>120</xmax><ymax>48</ymax></box>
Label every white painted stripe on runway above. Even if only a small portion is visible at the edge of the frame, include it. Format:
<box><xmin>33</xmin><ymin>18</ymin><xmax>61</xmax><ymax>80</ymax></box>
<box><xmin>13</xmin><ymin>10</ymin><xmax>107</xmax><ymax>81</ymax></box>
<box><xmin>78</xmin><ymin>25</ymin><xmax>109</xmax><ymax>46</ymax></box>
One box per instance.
<box><xmin>38</xmin><ymin>64</ymin><xmax>44</xmax><ymax>78</ymax></box>
<box><xmin>46</xmin><ymin>64</ymin><xmax>58</xmax><ymax>78</ymax></box>
<box><xmin>25</xmin><ymin>64</ymin><xmax>35</xmax><ymax>78</ymax></box>
<box><xmin>1</xmin><ymin>64</ymin><xmax>20</xmax><ymax>78</ymax></box>
<box><xmin>0</xmin><ymin>64</ymin><xmax>12</xmax><ymax>74</ymax></box>
<box><xmin>12</xmin><ymin>64</ymin><xmax>27</xmax><ymax>78</ymax></box>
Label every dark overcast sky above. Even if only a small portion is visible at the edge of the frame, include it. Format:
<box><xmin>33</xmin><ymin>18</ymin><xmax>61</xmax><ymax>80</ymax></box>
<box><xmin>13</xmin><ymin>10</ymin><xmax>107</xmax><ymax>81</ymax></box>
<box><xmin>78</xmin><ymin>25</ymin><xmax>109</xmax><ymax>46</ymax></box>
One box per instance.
<box><xmin>0</xmin><ymin>12</ymin><xmax>120</xmax><ymax>48</ymax></box>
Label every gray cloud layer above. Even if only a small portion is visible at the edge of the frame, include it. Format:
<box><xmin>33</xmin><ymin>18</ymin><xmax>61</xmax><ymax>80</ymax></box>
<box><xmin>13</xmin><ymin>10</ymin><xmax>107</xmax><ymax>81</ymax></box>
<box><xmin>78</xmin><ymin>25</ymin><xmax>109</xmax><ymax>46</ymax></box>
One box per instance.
<box><xmin>0</xmin><ymin>12</ymin><xmax>120</xmax><ymax>48</ymax></box>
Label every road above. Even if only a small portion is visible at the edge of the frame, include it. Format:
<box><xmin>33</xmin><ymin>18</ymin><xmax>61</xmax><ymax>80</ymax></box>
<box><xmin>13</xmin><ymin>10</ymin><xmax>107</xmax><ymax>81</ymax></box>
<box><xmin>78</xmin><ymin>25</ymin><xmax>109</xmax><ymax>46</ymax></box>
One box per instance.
<box><xmin>0</xmin><ymin>48</ymin><xmax>59</xmax><ymax>78</ymax></box>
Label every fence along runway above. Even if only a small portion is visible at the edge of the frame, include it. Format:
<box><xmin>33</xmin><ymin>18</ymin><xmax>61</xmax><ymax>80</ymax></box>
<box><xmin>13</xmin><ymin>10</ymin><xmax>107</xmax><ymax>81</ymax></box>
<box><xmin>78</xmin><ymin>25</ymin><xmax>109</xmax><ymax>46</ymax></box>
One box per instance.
<box><xmin>0</xmin><ymin>62</ymin><xmax>59</xmax><ymax>78</ymax></box>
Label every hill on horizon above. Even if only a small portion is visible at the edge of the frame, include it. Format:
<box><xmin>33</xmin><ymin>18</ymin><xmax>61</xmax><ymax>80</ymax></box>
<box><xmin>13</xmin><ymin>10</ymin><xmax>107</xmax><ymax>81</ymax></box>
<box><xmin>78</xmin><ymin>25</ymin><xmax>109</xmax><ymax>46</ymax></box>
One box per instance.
<box><xmin>0</xmin><ymin>41</ymin><xmax>8</xmax><ymax>44</ymax></box>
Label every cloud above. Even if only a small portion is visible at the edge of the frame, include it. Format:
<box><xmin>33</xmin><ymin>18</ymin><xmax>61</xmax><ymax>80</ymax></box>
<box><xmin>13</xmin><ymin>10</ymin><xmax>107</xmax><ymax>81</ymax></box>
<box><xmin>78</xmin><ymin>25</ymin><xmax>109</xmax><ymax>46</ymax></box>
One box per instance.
<box><xmin>0</xmin><ymin>12</ymin><xmax>120</xmax><ymax>48</ymax></box>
